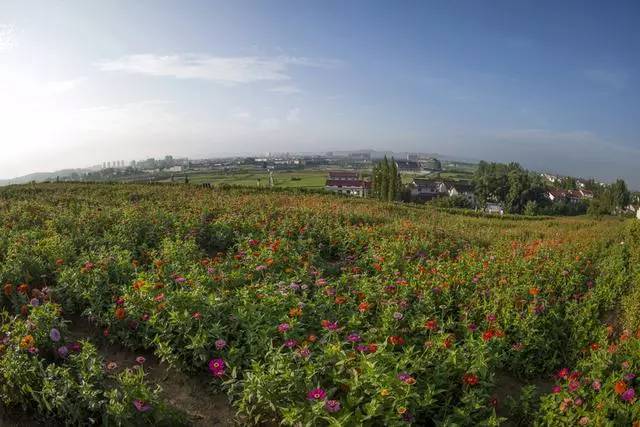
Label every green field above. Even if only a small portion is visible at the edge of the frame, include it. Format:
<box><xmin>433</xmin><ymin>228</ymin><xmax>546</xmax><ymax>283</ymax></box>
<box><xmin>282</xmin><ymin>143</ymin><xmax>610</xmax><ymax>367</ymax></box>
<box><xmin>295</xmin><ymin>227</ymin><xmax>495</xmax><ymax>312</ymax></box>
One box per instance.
<box><xmin>163</xmin><ymin>169</ymin><xmax>329</xmax><ymax>188</ymax></box>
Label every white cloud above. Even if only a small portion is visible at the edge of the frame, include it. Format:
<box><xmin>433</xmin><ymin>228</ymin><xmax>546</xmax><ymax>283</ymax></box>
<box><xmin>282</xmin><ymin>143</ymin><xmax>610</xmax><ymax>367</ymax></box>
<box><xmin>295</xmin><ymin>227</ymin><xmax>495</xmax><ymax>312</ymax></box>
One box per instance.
<box><xmin>0</xmin><ymin>24</ymin><xmax>16</xmax><ymax>51</ymax></box>
<box><xmin>97</xmin><ymin>54</ymin><xmax>341</xmax><ymax>84</ymax></box>
<box><xmin>584</xmin><ymin>68</ymin><xmax>628</xmax><ymax>90</ymax></box>
<box><xmin>268</xmin><ymin>85</ymin><xmax>303</xmax><ymax>94</ymax></box>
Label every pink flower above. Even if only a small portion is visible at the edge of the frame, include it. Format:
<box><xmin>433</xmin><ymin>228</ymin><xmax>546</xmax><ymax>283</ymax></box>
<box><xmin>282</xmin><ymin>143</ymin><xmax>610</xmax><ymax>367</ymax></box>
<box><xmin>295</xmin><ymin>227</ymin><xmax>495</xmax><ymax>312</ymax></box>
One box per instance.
<box><xmin>592</xmin><ymin>380</ymin><xmax>601</xmax><ymax>391</ymax></box>
<box><xmin>277</xmin><ymin>323</ymin><xmax>290</xmax><ymax>333</ymax></box>
<box><xmin>551</xmin><ymin>385</ymin><xmax>562</xmax><ymax>394</ymax></box>
<box><xmin>215</xmin><ymin>339</ymin><xmax>227</xmax><ymax>350</ymax></box>
<box><xmin>133</xmin><ymin>399</ymin><xmax>152</xmax><ymax>412</ymax></box>
<box><xmin>135</xmin><ymin>356</ymin><xmax>146</xmax><ymax>365</ymax></box>
<box><xmin>208</xmin><ymin>358</ymin><xmax>226</xmax><ymax>377</ymax></box>
<box><xmin>325</xmin><ymin>399</ymin><xmax>341</xmax><ymax>413</ymax></box>
<box><xmin>307</xmin><ymin>387</ymin><xmax>326</xmax><ymax>401</ymax></box>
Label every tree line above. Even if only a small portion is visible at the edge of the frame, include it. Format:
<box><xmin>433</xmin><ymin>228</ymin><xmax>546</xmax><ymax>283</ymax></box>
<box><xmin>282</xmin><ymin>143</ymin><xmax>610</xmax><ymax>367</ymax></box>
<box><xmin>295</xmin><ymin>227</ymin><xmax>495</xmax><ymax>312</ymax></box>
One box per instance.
<box><xmin>472</xmin><ymin>160</ymin><xmax>633</xmax><ymax>216</ymax></box>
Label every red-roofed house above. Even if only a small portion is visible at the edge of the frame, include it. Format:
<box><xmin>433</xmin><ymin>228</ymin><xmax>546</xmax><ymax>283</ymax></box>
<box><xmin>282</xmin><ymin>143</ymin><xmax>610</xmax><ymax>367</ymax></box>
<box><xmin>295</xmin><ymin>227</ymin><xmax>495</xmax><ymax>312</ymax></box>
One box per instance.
<box><xmin>325</xmin><ymin>171</ymin><xmax>371</xmax><ymax>197</ymax></box>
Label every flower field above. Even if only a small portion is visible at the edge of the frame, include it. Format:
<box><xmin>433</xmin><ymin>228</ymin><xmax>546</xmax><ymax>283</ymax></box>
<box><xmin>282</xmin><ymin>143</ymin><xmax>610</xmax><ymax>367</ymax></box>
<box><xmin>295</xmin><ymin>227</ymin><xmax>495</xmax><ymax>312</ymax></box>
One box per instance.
<box><xmin>0</xmin><ymin>183</ymin><xmax>639</xmax><ymax>425</ymax></box>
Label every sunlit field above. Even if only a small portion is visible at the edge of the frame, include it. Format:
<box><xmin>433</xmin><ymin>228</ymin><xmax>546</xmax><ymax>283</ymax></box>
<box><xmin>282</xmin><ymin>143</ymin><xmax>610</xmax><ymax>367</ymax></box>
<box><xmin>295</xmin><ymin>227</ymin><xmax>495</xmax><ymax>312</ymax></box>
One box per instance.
<box><xmin>0</xmin><ymin>183</ymin><xmax>639</xmax><ymax>425</ymax></box>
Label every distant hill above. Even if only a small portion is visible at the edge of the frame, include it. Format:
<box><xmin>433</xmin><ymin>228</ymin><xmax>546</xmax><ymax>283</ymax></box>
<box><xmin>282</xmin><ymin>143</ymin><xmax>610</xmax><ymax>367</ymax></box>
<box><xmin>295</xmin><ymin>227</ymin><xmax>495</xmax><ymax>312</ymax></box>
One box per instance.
<box><xmin>0</xmin><ymin>169</ymin><xmax>86</xmax><ymax>186</ymax></box>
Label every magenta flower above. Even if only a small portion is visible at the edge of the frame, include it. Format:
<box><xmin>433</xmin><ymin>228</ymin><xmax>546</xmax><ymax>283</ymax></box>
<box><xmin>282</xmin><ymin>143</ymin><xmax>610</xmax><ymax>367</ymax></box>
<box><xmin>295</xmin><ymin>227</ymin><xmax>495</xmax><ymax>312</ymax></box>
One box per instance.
<box><xmin>621</xmin><ymin>388</ymin><xmax>635</xmax><ymax>402</ymax></box>
<box><xmin>346</xmin><ymin>333</ymin><xmax>361</xmax><ymax>343</ymax></box>
<box><xmin>215</xmin><ymin>339</ymin><xmax>227</xmax><ymax>350</ymax></box>
<box><xmin>277</xmin><ymin>323</ymin><xmax>290</xmax><ymax>333</ymax></box>
<box><xmin>551</xmin><ymin>385</ymin><xmax>562</xmax><ymax>394</ymax></box>
<box><xmin>307</xmin><ymin>387</ymin><xmax>326</xmax><ymax>401</ymax></box>
<box><xmin>325</xmin><ymin>399</ymin><xmax>341</xmax><ymax>413</ymax></box>
<box><xmin>133</xmin><ymin>399</ymin><xmax>152</xmax><ymax>412</ymax></box>
<box><xmin>568</xmin><ymin>380</ymin><xmax>580</xmax><ymax>392</ymax></box>
<box><xmin>284</xmin><ymin>339</ymin><xmax>298</xmax><ymax>348</ymax></box>
<box><xmin>208</xmin><ymin>358</ymin><xmax>226</xmax><ymax>377</ymax></box>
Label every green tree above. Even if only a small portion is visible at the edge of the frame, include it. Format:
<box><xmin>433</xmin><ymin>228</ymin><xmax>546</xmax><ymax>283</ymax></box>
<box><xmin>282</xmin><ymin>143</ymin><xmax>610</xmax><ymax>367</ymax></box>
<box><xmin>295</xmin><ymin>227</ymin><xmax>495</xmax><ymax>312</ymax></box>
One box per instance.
<box><xmin>380</xmin><ymin>156</ymin><xmax>389</xmax><ymax>201</ymax></box>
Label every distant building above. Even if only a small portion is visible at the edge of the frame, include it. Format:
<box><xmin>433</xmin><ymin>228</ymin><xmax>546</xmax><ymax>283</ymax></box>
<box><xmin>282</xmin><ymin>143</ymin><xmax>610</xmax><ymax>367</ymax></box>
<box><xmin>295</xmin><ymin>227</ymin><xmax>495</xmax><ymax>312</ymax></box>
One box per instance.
<box><xmin>485</xmin><ymin>202</ymin><xmax>504</xmax><ymax>215</ymax></box>
<box><xmin>395</xmin><ymin>160</ymin><xmax>421</xmax><ymax>172</ymax></box>
<box><xmin>445</xmin><ymin>182</ymin><xmax>476</xmax><ymax>205</ymax></box>
<box><xmin>327</xmin><ymin>171</ymin><xmax>359</xmax><ymax>181</ymax></box>
<box><xmin>325</xmin><ymin>171</ymin><xmax>370</xmax><ymax>197</ymax></box>
<box><xmin>409</xmin><ymin>178</ymin><xmax>448</xmax><ymax>201</ymax></box>
<box><xmin>545</xmin><ymin>188</ymin><xmax>593</xmax><ymax>203</ymax></box>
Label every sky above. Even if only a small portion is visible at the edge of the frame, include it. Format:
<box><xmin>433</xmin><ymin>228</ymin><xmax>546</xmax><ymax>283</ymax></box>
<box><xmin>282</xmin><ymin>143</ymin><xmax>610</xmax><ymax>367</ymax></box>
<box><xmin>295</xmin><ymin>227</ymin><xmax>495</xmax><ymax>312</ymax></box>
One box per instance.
<box><xmin>0</xmin><ymin>0</ymin><xmax>639</xmax><ymax>186</ymax></box>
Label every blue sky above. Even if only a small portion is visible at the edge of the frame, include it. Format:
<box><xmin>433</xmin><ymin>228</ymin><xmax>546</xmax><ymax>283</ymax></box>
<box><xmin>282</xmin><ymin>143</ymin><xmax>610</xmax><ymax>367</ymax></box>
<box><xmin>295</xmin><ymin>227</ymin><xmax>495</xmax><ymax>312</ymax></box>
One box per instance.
<box><xmin>1</xmin><ymin>0</ymin><xmax>639</xmax><ymax>186</ymax></box>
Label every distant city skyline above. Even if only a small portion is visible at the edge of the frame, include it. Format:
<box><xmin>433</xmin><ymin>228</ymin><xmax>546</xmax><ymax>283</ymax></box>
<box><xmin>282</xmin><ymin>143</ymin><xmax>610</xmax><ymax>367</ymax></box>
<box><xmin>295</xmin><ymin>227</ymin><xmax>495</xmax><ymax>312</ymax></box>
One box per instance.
<box><xmin>1</xmin><ymin>1</ymin><xmax>639</xmax><ymax>185</ymax></box>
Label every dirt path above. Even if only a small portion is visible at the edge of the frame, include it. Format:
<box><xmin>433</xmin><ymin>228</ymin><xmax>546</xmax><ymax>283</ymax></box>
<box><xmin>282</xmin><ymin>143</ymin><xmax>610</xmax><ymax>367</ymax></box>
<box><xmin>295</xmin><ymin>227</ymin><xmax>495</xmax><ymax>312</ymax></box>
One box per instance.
<box><xmin>67</xmin><ymin>316</ymin><xmax>235</xmax><ymax>426</ymax></box>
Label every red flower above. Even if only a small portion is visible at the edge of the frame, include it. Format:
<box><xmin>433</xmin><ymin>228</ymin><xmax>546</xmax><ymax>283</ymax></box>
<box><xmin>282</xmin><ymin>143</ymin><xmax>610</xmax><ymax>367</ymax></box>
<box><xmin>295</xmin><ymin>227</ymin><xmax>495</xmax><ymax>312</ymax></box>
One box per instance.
<box><xmin>388</xmin><ymin>335</ymin><xmax>405</xmax><ymax>346</ymax></box>
<box><xmin>424</xmin><ymin>319</ymin><xmax>438</xmax><ymax>331</ymax></box>
<box><xmin>463</xmin><ymin>373</ymin><xmax>479</xmax><ymax>386</ymax></box>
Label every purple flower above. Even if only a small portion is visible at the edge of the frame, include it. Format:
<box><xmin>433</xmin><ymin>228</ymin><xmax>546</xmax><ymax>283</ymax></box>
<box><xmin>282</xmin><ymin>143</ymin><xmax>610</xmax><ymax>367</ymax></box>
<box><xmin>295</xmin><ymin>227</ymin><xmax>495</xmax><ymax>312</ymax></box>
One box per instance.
<box><xmin>397</xmin><ymin>372</ymin><xmax>411</xmax><ymax>382</ymax></box>
<box><xmin>625</xmin><ymin>373</ymin><xmax>636</xmax><ymax>381</ymax></box>
<box><xmin>133</xmin><ymin>399</ymin><xmax>152</xmax><ymax>412</ymax></box>
<box><xmin>49</xmin><ymin>328</ymin><xmax>61</xmax><ymax>342</ymax></box>
<box><xmin>346</xmin><ymin>333</ymin><xmax>362</xmax><ymax>343</ymax></box>
<box><xmin>57</xmin><ymin>346</ymin><xmax>69</xmax><ymax>358</ymax></box>
<box><xmin>307</xmin><ymin>387</ymin><xmax>326</xmax><ymax>401</ymax></box>
<box><xmin>325</xmin><ymin>399</ymin><xmax>341</xmax><ymax>413</ymax></box>
<box><xmin>355</xmin><ymin>344</ymin><xmax>368</xmax><ymax>352</ymax></box>
<box><xmin>215</xmin><ymin>339</ymin><xmax>227</xmax><ymax>350</ymax></box>
<box><xmin>621</xmin><ymin>388</ymin><xmax>635</xmax><ymax>402</ymax></box>
<box><xmin>30</xmin><ymin>298</ymin><xmax>40</xmax><ymax>307</ymax></box>
<box><xmin>468</xmin><ymin>323</ymin><xmax>478</xmax><ymax>332</ymax></box>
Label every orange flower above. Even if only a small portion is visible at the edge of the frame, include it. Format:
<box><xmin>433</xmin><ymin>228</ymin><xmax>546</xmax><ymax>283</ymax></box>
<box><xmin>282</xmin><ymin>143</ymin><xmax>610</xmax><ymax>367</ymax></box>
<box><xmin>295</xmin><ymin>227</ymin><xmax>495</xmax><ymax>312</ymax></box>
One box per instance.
<box><xmin>307</xmin><ymin>334</ymin><xmax>317</xmax><ymax>343</ymax></box>
<box><xmin>334</xmin><ymin>296</ymin><xmax>347</xmax><ymax>305</ymax></box>
<box><xmin>289</xmin><ymin>307</ymin><xmax>302</xmax><ymax>317</ymax></box>
<box><xmin>358</xmin><ymin>302</ymin><xmax>370</xmax><ymax>313</ymax></box>
<box><xmin>115</xmin><ymin>307</ymin><xmax>126</xmax><ymax>320</ymax></box>
<box><xmin>55</xmin><ymin>258</ymin><xmax>64</xmax><ymax>266</ymax></box>
<box><xmin>528</xmin><ymin>287</ymin><xmax>540</xmax><ymax>296</ymax></box>
<box><xmin>17</xmin><ymin>284</ymin><xmax>29</xmax><ymax>295</ymax></box>
<box><xmin>3</xmin><ymin>283</ymin><xmax>13</xmax><ymax>296</ymax></box>
<box><xmin>19</xmin><ymin>335</ymin><xmax>34</xmax><ymax>350</ymax></box>
<box><xmin>614</xmin><ymin>380</ymin><xmax>628</xmax><ymax>395</ymax></box>
<box><xmin>132</xmin><ymin>280</ymin><xmax>145</xmax><ymax>290</ymax></box>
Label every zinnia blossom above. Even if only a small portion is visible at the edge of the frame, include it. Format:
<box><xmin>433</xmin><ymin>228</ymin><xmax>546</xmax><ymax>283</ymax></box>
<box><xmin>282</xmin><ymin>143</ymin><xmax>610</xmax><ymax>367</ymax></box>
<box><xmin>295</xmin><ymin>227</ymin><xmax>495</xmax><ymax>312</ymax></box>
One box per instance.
<box><xmin>49</xmin><ymin>328</ymin><xmax>61</xmax><ymax>342</ymax></box>
<box><xmin>325</xmin><ymin>399</ymin><xmax>341</xmax><ymax>413</ymax></box>
<box><xmin>215</xmin><ymin>339</ymin><xmax>227</xmax><ymax>350</ymax></box>
<box><xmin>208</xmin><ymin>358</ymin><xmax>226</xmax><ymax>377</ymax></box>
<box><xmin>133</xmin><ymin>399</ymin><xmax>152</xmax><ymax>412</ymax></box>
<box><xmin>307</xmin><ymin>387</ymin><xmax>326</xmax><ymax>400</ymax></box>
<box><xmin>621</xmin><ymin>388</ymin><xmax>635</xmax><ymax>402</ymax></box>
<box><xmin>614</xmin><ymin>380</ymin><xmax>628</xmax><ymax>395</ymax></box>
<box><xmin>463</xmin><ymin>373</ymin><xmax>479</xmax><ymax>386</ymax></box>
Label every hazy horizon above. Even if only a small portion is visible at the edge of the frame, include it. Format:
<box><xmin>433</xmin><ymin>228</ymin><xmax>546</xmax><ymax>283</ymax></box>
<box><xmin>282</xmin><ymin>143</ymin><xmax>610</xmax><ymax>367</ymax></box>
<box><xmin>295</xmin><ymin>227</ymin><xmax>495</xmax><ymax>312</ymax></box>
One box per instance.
<box><xmin>1</xmin><ymin>1</ymin><xmax>639</xmax><ymax>185</ymax></box>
